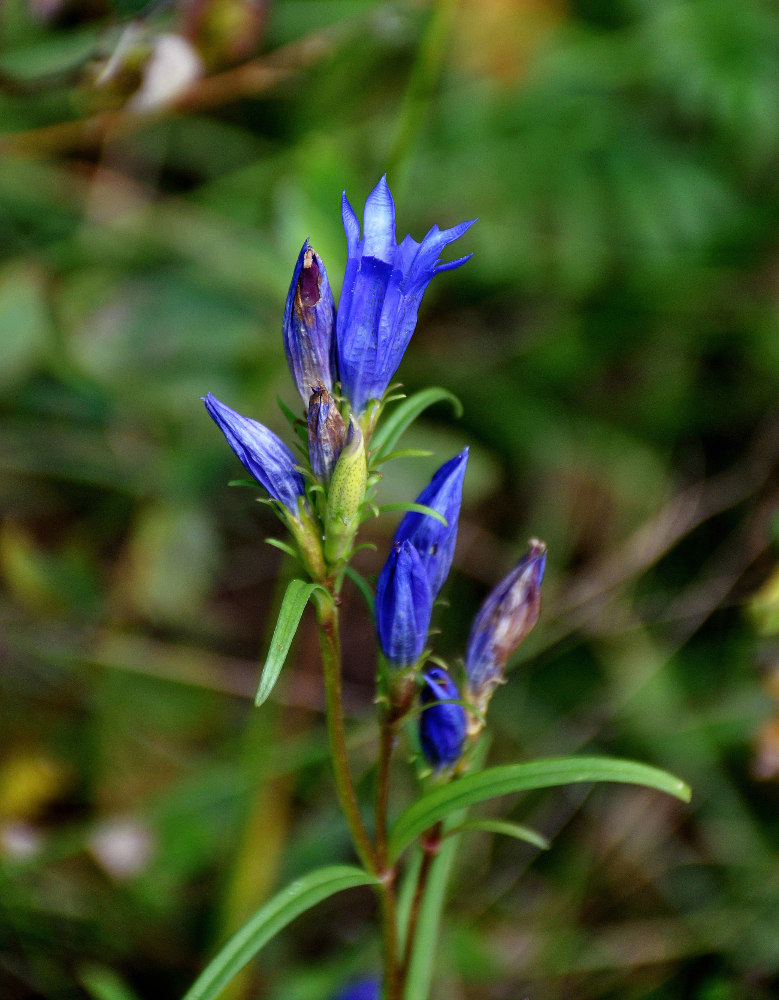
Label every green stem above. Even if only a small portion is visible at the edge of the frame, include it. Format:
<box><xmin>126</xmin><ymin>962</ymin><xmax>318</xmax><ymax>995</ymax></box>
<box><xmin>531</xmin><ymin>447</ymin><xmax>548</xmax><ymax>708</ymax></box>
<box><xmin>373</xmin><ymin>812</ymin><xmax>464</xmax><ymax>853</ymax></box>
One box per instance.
<box><xmin>314</xmin><ymin>591</ymin><xmax>401</xmax><ymax>1000</ymax></box>
<box><xmin>315</xmin><ymin>592</ymin><xmax>376</xmax><ymax>873</ymax></box>
<box><xmin>375</xmin><ymin>714</ymin><xmax>401</xmax><ymax>1000</ymax></box>
<box><xmin>375</xmin><ymin>714</ymin><xmax>394</xmax><ymax>870</ymax></box>
<box><xmin>400</xmin><ymin>823</ymin><xmax>442</xmax><ymax>979</ymax></box>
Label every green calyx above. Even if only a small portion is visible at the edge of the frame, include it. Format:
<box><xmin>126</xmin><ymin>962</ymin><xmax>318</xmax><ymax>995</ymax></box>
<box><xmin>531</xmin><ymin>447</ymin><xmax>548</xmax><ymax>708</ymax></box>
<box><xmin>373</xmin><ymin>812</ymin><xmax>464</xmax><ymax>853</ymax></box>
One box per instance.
<box><xmin>324</xmin><ymin>416</ymin><xmax>367</xmax><ymax>566</ymax></box>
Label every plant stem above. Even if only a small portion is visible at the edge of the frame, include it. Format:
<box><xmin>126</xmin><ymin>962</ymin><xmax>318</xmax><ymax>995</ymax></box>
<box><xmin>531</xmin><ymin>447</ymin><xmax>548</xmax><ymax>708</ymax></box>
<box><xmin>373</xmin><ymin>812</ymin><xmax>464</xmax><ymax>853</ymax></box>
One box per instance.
<box><xmin>315</xmin><ymin>592</ymin><xmax>377</xmax><ymax>873</ymax></box>
<box><xmin>314</xmin><ymin>590</ymin><xmax>401</xmax><ymax>999</ymax></box>
<box><xmin>375</xmin><ymin>713</ymin><xmax>401</xmax><ymax>1000</ymax></box>
<box><xmin>400</xmin><ymin>822</ymin><xmax>442</xmax><ymax>979</ymax></box>
<box><xmin>375</xmin><ymin>713</ymin><xmax>395</xmax><ymax>870</ymax></box>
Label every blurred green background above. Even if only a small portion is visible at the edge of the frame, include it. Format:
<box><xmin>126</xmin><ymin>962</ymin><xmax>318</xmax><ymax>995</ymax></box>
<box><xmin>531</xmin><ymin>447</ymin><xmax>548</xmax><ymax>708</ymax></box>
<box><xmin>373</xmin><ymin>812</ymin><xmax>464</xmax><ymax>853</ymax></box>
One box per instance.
<box><xmin>2</xmin><ymin>0</ymin><xmax>779</xmax><ymax>997</ymax></box>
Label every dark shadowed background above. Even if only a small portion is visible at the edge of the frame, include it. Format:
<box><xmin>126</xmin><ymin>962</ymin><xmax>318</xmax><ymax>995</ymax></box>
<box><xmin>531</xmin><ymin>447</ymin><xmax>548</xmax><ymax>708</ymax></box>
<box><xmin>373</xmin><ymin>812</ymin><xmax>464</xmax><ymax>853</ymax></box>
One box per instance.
<box><xmin>2</xmin><ymin>1</ymin><xmax>779</xmax><ymax>998</ymax></box>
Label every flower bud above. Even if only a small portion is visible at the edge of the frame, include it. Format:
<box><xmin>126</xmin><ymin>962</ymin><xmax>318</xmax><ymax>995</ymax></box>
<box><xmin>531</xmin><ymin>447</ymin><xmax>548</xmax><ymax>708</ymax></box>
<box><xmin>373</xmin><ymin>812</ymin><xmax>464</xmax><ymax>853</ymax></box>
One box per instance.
<box><xmin>202</xmin><ymin>393</ymin><xmax>305</xmax><ymax>514</ymax></box>
<box><xmin>375</xmin><ymin>540</ymin><xmax>432</xmax><ymax>668</ymax></box>
<box><xmin>307</xmin><ymin>384</ymin><xmax>347</xmax><ymax>485</ymax></box>
<box><xmin>333</xmin><ymin>978</ymin><xmax>380</xmax><ymax>1000</ymax></box>
<box><xmin>465</xmin><ymin>539</ymin><xmax>546</xmax><ymax>715</ymax></box>
<box><xmin>324</xmin><ymin>416</ymin><xmax>367</xmax><ymax>565</ymax></box>
<box><xmin>394</xmin><ymin>448</ymin><xmax>468</xmax><ymax>597</ymax></box>
<box><xmin>419</xmin><ymin>667</ymin><xmax>467</xmax><ymax>770</ymax></box>
<box><xmin>283</xmin><ymin>240</ymin><xmax>336</xmax><ymax>407</ymax></box>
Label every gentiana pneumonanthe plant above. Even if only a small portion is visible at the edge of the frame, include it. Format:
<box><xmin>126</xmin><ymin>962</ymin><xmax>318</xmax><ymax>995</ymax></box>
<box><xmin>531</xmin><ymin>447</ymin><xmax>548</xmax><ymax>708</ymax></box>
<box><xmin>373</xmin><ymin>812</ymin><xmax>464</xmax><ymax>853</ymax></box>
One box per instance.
<box><xmin>186</xmin><ymin>178</ymin><xmax>690</xmax><ymax>1000</ymax></box>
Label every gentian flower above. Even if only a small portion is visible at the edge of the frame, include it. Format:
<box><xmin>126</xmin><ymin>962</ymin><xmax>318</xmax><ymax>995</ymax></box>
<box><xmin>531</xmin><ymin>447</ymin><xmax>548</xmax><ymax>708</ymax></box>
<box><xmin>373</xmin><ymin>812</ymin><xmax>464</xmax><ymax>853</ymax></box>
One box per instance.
<box><xmin>203</xmin><ymin>392</ymin><xmax>305</xmax><ymax>515</ymax></box>
<box><xmin>394</xmin><ymin>448</ymin><xmax>468</xmax><ymax>597</ymax></box>
<box><xmin>337</xmin><ymin>176</ymin><xmax>474</xmax><ymax>414</ymax></box>
<box><xmin>465</xmin><ymin>539</ymin><xmax>547</xmax><ymax>710</ymax></box>
<box><xmin>332</xmin><ymin>978</ymin><xmax>380</xmax><ymax>1000</ymax></box>
<box><xmin>375</xmin><ymin>540</ymin><xmax>433</xmax><ymax>668</ymax></box>
<box><xmin>283</xmin><ymin>240</ymin><xmax>336</xmax><ymax>407</ymax></box>
<box><xmin>308</xmin><ymin>383</ymin><xmax>347</xmax><ymax>484</ymax></box>
<box><xmin>419</xmin><ymin>667</ymin><xmax>467</xmax><ymax>770</ymax></box>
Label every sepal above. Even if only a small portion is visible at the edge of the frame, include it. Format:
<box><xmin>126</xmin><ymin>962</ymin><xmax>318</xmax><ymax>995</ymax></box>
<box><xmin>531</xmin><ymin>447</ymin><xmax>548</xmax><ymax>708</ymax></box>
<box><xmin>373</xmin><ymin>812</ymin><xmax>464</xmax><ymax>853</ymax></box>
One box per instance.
<box><xmin>323</xmin><ymin>417</ymin><xmax>368</xmax><ymax>566</ymax></box>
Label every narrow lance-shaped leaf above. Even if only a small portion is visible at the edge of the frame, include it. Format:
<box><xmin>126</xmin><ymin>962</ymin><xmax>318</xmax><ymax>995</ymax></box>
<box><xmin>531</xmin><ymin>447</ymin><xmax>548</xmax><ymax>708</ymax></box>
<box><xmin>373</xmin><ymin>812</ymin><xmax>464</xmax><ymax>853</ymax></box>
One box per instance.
<box><xmin>443</xmin><ymin>818</ymin><xmax>550</xmax><ymax>851</ymax></box>
<box><xmin>181</xmin><ymin>865</ymin><xmax>377</xmax><ymax>1000</ymax></box>
<box><xmin>389</xmin><ymin>756</ymin><xmax>691</xmax><ymax>861</ymax></box>
<box><xmin>376</xmin><ymin>502</ymin><xmax>448</xmax><ymax>527</ymax></box>
<box><xmin>255</xmin><ymin>579</ymin><xmax>329</xmax><ymax>707</ymax></box>
<box><xmin>370</xmin><ymin>387</ymin><xmax>462</xmax><ymax>461</ymax></box>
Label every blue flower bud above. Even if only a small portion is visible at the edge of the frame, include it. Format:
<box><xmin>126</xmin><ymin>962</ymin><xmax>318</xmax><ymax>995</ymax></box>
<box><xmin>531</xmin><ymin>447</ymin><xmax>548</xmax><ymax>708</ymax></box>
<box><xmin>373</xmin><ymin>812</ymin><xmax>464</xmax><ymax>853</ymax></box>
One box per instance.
<box><xmin>332</xmin><ymin>978</ymin><xmax>380</xmax><ymax>1000</ymax></box>
<box><xmin>307</xmin><ymin>383</ymin><xmax>347</xmax><ymax>484</ymax></box>
<box><xmin>283</xmin><ymin>240</ymin><xmax>336</xmax><ymax>407</ymax></box>
<box><xmin>375</xmin><ymin>540</ymin><xmax>433</xmax><ymax>668</ymax></box>
<box><xmin>465</xmin><ymin>539</ymin><xmax>547</xmax><ymax>711</ymax></box>
<box><xmin>202</xmin><ymin>392</ymin><xmax>305</xmax><ymax>515</ymax></box>
<box><xmin>337</xmin><ymin>176</ymin><xmax>475</xmax><ymax>414</ymax></box>
<box><xmin>419</xmin><ymin>667</ymin><xmax>467</xmax><ymax>770</ymax></box>
<box><xmin>394</xmin><ymin>448</ymin><xmax>468</xmax><ymax>598</ymax></box>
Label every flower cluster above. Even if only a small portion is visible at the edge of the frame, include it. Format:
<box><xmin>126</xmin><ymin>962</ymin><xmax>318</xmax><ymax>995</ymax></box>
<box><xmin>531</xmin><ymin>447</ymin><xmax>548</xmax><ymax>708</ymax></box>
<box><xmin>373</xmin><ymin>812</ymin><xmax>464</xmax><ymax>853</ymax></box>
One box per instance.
<box><xmin>202</xmin><ymin>177</ymin><xmax>545</xmax><ymax>773</ymax></box>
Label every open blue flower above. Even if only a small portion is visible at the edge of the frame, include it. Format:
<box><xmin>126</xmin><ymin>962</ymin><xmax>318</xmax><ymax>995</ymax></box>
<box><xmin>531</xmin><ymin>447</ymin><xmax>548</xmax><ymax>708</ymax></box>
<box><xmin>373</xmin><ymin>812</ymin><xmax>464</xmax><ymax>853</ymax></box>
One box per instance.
<box><xmin>375</xmin><ymin>540</ymin><xmax>433</xmax><ymax>668</ymax></box>
<box><xmin>203</xmin><ymin>392</ymin><xmax>305</xmax><ymax>515</ymax></box>
<box><xmin>394</xmin><ymin>448</ymin><xmax>468</xmax><ymax>598</ymax></box>
<box><xmin>337</xmin><ymin>176</ymin><xmax>474</xmax><ymax>414</ymax></box>
<box><xmin>419</xmin><ymin>667</ymin><xmax>467</xmax><ymax>770</ymax></box>
<box><xmin>283</xmin><ymin>240</ymin><xmax>336</xmax><ymax>407</ymax></box>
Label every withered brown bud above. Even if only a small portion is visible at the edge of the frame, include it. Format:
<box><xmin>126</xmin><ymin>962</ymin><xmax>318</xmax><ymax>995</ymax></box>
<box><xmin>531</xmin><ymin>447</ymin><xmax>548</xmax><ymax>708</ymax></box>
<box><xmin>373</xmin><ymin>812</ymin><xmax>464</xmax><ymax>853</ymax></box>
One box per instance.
<box><xmin>307</xmin><ymin>383</ymin><xmax>346</xmax><ymax>485</ymax></box>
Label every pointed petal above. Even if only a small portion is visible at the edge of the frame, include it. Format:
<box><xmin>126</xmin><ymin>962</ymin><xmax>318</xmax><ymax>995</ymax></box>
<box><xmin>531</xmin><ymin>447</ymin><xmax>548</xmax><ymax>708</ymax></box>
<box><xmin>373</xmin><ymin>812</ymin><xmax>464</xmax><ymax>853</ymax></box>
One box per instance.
<box><xmin>341</xmin><ymin>192</ymin><xmax>361</xmax><ymax>257</ymax></box>
<box><xmin>394</xmin><ymin>448</ymin><xmax>468</xmax><ymax>596</ymax></box>
<box><xmin>362</xmin><ymin>175</ymin><xmax>396</xmax><ymax>262</ymax></box>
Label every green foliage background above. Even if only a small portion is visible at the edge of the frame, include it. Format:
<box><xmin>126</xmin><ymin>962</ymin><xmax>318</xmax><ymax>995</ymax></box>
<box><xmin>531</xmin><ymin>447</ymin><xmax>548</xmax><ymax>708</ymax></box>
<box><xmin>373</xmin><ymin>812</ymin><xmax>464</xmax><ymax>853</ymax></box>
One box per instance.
<box><xmin>2</xmin><ymin>0</ymin><xmax>779</xmax><ymax>997</ymax></box>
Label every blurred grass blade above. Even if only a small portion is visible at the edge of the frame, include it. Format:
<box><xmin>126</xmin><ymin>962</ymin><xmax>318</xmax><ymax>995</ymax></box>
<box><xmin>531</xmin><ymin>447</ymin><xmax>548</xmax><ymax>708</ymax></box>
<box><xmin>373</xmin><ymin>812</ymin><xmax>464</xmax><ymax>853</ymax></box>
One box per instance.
<box><xmin>181</xmin><ymin>865</ymin><xmax>377</xmax><ymax>1000</ymax></box>
<box><xmin>401</xmin><ymin>813</ymin><xmax>463</xmax><ymax>1000</ymax></box>
<box><xmin>370</xmin><ymin>388</ymin><xmax>462</xmax><ymax>461</ymax></box>
<box><xmin>444</xmin><ymin>818</ymin><xmax>550</xmax><ymax>851</ymax></box>
<box><xmin>79</xmin><ymin>964</ymin><xmax>141</xmax><ymax>1000</ymax></box>
<box><xmin>255</xmin><ymin>580</ymin><xmax>327</xmax><ymax>707</ymax></box>
<box><xmin>389</xmin><ymin>757</ymin><xmax>690</xmax><ymax>860</ymax></box>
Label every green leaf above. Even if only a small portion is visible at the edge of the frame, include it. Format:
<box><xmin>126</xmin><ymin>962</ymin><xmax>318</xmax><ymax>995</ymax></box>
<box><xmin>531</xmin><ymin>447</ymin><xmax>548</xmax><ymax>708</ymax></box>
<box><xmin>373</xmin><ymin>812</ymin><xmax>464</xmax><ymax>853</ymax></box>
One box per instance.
<box><xmin>255</xmin><ymin>579</ymin><xmax>328</xmax><ymax>707</ymax></box>
<box><xmin>443</xmin><ymin>818</ymin><xmax>550</xmax><ymax>851</ymax></box>
<box><xmin>389</xmin><ymin>757</ymin><xmax>690</xmax><ymax>860</ymax></box>
<box><xmin>370</xmin><ymin>388</ymin><xmax>462</xmax><ymax>461</ymax></box>
<box><xmin>377</xmin><ymin>502</ymin><xmax>448</xmax><ymax>527</ymax></box>
<box><xmin>277</xmin><ymin>395</ymin><xmax>301</xmax><ymax>428</ymax></box>
<box><xmin>181</xmin><ymin>865</ymin><xmax>377</xmax><ymax>1000</ymax></box>
<box><xmin>373</xmin><ymin>448</ymin><xmax>434</xmax><ymax>465</ymax></box>
<box><xmin>264</xmin><ymin>538</ymin><xmax>299</xmax><ymax>560</ymax></box>
<box><xmin>228</xmin><ymin>479</ymin><xmax>259</xmax><ymax>489</ymax></box>
<box><xmin>343</xmin><ymin>565</ymin><xmax>375</xmax><ymax>617</ymax></box>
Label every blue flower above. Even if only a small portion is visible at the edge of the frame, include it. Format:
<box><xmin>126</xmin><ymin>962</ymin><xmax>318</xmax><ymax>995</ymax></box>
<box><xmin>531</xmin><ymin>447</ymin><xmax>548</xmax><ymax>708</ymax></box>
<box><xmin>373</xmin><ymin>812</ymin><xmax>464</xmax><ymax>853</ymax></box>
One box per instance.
<box><xmin>283</xmin><ymin>240</ymin><xmax>336</xmax><ymax>406</ymax></box>
<box><xmin>419</xmin><ymin>667</ymin><xmax>467</xmax><ymax>770</ymax></box>
<box><xmin>336</xmin><ymin>176</ymin><xmax>474</xmax><ymax>414</ymax></box>
<box><xmin>375</xmin><ymin>540</ymin><xmax>433</xmax><ymax>668</ymax></box>
<box><xmin>394</xmin><ymin>448</ymin><xmax>468</xmax><ymax>598</ymax></box>
<box><xmin>465</xmin><ymin>539</ymin><xmax>547</xmax><ymax>705</ymax></box>
<box><xmin>203</xmin><ymin>392</ymin><xmax>305</xmax><ymax>515</ymax></box>
<box><xmin>332</xmin><ymin>978</ymin><xmax>380</xmax><ymax>1000</ymax></box>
